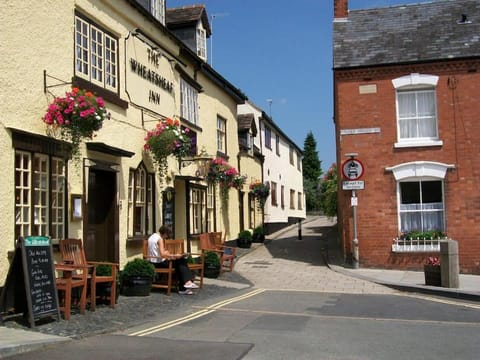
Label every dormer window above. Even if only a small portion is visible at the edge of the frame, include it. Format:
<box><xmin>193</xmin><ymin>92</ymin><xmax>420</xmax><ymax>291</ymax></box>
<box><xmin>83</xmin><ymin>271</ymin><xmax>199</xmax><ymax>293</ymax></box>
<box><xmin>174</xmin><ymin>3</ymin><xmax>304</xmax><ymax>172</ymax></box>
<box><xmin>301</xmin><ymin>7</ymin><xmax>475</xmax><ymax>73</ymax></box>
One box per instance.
<box><xmin>196</xmin><ymin>28</ymin><xmax>206</xmax><ymax>60</ymax></box>
<box><xmin>139</xmin><ymin>0</ymin><xmax>165</xmax><ymax>25</ymax></box>
<box><xmin>151</xmin><ymin>0</ymin><xmax>166</xmax><ymax>24</ymax></box>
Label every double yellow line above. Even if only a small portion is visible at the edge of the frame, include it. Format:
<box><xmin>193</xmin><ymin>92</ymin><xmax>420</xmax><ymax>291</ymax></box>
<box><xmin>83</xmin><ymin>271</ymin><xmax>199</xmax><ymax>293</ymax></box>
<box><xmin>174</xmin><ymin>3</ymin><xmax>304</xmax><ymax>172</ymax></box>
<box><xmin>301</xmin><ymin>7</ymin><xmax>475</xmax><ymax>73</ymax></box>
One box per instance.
<box><xmin>129</xmin><ymin>288</ymin><xmax>265</xmax><ymax>337</ymax></box>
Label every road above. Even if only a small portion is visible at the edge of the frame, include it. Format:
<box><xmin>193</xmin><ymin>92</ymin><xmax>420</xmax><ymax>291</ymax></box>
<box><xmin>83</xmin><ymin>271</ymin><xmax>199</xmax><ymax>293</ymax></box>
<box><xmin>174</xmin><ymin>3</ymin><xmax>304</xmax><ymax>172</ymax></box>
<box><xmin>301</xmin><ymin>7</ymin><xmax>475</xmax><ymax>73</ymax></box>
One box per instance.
<box><xmin>8</xmin><ymin>216</ymin><xmax>480</xmax><ymax>359</ymax></box>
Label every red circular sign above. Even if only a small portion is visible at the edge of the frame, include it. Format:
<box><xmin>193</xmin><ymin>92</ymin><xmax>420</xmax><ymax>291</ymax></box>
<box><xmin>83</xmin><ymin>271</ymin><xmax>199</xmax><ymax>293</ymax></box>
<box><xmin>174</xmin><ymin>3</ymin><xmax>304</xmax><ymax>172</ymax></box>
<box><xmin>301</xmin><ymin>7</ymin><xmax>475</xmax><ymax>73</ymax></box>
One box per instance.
<box><xmin>341</xmin><ymin>159</ymin><xmax>364</xmax><ymax>180</ymax></box>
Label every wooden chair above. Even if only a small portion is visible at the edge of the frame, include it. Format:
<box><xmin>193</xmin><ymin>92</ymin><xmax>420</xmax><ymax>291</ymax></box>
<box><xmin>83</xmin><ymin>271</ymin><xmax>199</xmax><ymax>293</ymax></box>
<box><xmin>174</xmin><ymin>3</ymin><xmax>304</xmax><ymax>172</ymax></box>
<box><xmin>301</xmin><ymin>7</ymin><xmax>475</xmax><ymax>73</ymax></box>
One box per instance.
<box><xmin>164</xmin><ymin>239</ymin><xmax>204</xmax><ymax>288</ymax></box>
<box><xmin>55</xmin><ymin>264</ymin><xmax>88</xmax><ymax>320</ymax></box>
<box><xmin>199</xmin><ymin>232</ymin><xmax>236</xmax><ymax>274</ymax></box>
<box><xmin>210</xmin><ymin>232</ymin><xmax>236</xmax><ymax>272</ymax></box>
<box><xmin>59</xmin><ymin>239</ymin><xmax>118</xmax><ymax>311</ymax></box>
<box><xmin>142</xmin><ymin>239</ymin><xmax>175</xmax><ymax>295</ymax></box>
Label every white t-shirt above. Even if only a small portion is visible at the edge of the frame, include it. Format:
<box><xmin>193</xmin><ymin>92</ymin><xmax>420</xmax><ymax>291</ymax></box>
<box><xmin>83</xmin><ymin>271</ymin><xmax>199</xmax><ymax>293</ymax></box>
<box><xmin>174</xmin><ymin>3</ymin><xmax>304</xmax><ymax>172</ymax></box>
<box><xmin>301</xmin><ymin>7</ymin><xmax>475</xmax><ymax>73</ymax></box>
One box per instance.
<box><xmin>147</xmin><ymin>232</ymin><xmax>164</xmax><ymax>263</ymax></box>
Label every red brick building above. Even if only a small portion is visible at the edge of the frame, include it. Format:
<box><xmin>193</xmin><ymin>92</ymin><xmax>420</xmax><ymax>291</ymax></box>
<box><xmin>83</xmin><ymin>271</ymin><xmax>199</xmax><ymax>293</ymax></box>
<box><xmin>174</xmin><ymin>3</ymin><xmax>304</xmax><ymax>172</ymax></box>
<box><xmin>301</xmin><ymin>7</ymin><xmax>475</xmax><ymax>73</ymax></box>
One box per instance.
<box><xmin>333</xmin><ymin>0</ymin><xmax>480</xmax><ymax>274</ymax></box>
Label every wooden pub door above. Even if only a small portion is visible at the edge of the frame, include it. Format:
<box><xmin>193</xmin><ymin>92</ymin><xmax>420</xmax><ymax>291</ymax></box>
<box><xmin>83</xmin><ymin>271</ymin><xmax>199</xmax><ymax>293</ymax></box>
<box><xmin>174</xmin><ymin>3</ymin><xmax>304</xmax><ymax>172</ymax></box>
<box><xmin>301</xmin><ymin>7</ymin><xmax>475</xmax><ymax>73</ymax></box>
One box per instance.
<box><xmin>85</xmin><ymin>168</ymin><xmax>117</xmax><ymax>263</ymax></box>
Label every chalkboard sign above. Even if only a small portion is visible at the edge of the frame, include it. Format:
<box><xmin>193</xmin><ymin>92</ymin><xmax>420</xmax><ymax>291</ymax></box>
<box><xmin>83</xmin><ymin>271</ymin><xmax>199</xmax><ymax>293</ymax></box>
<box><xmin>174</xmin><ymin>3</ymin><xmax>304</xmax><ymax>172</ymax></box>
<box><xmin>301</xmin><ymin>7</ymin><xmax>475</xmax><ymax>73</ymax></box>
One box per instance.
<box><xmin>22</xmin><ymin>236</ymin><xmax>60</xmax><ymax>324</ymax></box>
<box><xmin>0</xmin><ymin>236</ymin><xmax>59</xmax><ymax>327</ymax></box>
<box><xmin>162</xmin><ymin>187</ymin><xmax>175</xmax><ymax>235</ymax></box>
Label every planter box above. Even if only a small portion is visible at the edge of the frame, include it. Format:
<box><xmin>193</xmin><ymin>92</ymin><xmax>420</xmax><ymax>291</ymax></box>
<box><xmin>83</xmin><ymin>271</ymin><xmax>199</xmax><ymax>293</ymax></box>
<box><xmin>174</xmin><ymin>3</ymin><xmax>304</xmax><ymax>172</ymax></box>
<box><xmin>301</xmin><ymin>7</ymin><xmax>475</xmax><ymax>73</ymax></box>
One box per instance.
<box><xmin>424</xmin><ymin>265</ymin><xmax>441</xmax><ymax>286</ymax></box>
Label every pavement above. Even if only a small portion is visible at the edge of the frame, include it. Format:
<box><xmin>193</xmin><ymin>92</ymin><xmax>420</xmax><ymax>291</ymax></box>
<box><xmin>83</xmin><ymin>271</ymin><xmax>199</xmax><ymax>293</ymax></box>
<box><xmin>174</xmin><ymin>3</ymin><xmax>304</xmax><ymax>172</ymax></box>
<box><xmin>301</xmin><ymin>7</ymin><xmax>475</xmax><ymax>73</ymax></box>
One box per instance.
<box><xmin>1</xmin><ymin>215</ymin><xmax>479</xmax><ymax>358</ymax></box>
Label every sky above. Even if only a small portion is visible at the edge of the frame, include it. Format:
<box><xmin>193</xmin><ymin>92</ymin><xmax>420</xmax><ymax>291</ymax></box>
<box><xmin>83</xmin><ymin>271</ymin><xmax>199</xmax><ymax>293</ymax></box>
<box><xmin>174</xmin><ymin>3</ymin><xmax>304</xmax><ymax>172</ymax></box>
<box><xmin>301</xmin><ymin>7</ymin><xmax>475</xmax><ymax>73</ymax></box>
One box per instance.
<box><xmin>168</xmin><ymin>0</ymin><xmax>433</xmax><ymax>172</ymax></box>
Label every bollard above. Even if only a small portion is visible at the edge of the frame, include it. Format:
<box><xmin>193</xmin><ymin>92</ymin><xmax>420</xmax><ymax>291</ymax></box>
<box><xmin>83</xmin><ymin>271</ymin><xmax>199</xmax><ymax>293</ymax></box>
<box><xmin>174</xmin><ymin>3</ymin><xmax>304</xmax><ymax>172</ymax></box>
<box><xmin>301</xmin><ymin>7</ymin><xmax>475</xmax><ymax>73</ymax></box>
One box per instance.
<box><xmin>440</xmin><ymin>240</ymin><xmax>460</xmax><ymax>288</ymax></box>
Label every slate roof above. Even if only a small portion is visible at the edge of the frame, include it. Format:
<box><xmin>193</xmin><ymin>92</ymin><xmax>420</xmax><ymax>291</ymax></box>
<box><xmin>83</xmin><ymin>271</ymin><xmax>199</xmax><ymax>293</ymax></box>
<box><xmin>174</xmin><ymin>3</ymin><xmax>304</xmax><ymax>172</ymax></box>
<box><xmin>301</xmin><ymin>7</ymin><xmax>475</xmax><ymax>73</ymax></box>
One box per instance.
<box><xmin>333</xmin><ymin>0</ymin><xmax>480</xmax><ymax>69</ymax></box>
<box><xmin>166</xmin><ymin>4</ymin><xmax>211</xmax><ymax>36</ymax></box>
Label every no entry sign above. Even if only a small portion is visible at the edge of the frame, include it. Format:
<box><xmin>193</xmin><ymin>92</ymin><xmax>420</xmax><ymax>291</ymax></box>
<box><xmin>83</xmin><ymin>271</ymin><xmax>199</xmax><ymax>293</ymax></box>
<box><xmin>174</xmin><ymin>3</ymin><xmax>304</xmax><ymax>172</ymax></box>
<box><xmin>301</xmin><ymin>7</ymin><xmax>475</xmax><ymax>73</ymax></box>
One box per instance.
<box><xmin>341</xmin><ymin>158</ymin><xmax>364</xmax><ymax>180</ymax></box>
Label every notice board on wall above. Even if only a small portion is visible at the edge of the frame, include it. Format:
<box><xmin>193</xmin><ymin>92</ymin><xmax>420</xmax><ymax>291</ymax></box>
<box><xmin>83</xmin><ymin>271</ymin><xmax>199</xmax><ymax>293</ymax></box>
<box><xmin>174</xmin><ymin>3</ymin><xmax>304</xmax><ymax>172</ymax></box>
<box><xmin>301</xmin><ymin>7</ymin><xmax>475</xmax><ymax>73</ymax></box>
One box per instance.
<box><xmin>0</xmin><ymin>236</ymin><xmax>60</xmax><ymax>327</ymax></box>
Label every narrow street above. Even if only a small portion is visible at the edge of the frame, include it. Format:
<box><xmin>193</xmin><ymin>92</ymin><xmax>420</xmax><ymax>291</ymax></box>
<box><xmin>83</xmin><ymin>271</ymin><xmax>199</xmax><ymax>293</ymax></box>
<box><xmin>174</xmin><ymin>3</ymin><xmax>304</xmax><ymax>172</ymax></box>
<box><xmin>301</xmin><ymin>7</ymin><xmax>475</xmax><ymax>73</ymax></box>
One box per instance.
<box><xmin>7</xmin><ymin>216</ymin><xmax>480</xmax><ymax>360</ymax></box>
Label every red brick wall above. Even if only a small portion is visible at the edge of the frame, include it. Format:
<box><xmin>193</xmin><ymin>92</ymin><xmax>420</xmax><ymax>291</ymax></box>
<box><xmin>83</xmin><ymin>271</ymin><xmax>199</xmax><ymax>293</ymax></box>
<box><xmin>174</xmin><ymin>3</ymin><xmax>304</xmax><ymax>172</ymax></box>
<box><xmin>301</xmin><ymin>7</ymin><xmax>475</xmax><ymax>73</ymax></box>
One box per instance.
<box><xmin>334</xmin><ymin>60</ymin><xmax>480</xmax><ymax>274</ymax></box>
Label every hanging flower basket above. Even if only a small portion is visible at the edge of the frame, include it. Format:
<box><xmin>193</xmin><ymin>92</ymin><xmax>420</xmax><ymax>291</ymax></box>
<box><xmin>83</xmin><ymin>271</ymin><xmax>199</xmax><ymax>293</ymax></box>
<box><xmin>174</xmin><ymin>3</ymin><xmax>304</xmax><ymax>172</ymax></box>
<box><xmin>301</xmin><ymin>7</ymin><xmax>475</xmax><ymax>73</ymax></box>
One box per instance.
<box><xmin>42</xmin><ymin>87</ymin><xmax>108</xmax><ymax>160</ymax></box>
<box><xmin>206</xmin><ymin>158</ymin><xmax>245</xmax><ymax>203</ymax></box>
<box><xmin>144</xmin><ymin>118</ymin><xmax>191</xmax><ymax>177</ymax></box>
<box><xmin>249</xmin><ymin>180</ymin><xmax>270</xmax><ymax>209</ymax></box>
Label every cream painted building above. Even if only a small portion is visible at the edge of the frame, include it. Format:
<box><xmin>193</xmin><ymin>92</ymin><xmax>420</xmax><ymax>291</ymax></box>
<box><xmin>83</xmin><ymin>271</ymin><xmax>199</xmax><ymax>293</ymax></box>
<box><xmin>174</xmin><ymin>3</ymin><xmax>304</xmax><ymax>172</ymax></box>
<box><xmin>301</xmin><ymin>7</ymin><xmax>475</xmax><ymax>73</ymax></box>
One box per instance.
<box><xmin>0</xmin><ymin>0</ymin><xmax>249</xmax><ymax>282</ymax></box>
<box><xmin>238</xmin><ymin>101</ymin><xmax>306</xmax><ymax>235</ymax></box>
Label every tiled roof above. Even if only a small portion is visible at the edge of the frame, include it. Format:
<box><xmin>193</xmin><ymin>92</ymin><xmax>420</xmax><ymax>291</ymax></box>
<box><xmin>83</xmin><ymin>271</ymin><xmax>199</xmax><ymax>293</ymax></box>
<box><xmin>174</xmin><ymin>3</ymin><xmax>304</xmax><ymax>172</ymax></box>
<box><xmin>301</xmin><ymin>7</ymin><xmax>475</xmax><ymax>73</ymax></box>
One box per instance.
<box><xmin>166</xmin><ymin>4</ymin><xmax>211</xmax><ymax>36</ymax></box>
<box><xmin>333</xmin><ymin>0</ymin><xmax>480</xmax><ymax>69</ymax></box>
<box><xmin>238</xmin><ymin>113</ymin><xmax>257</xmax><ymax>136</ymax></box>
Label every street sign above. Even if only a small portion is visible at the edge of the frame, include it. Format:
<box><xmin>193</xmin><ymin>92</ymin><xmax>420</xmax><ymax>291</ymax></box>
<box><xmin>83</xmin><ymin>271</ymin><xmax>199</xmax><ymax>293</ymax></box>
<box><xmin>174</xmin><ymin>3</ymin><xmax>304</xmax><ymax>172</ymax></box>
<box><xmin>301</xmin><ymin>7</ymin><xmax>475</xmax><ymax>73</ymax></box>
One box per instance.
<box><xmin>341</xmin><ymin>158</ymin><xmax>364</xmax><ymax>180</ymax></box>
<box><xmin>342</xmin><ymin>180</ymin><xmax>365</xmax><ymax>190</ymax></box>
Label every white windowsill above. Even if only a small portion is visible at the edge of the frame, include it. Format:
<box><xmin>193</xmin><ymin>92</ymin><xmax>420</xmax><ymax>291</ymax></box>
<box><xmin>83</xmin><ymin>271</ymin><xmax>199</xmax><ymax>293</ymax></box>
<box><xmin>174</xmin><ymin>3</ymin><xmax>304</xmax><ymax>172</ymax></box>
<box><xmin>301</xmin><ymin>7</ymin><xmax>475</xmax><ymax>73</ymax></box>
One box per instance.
<box><xmin>394</xmin><ymin>140</ymin><xmax>443</xmax><ymax>148</ymax></box>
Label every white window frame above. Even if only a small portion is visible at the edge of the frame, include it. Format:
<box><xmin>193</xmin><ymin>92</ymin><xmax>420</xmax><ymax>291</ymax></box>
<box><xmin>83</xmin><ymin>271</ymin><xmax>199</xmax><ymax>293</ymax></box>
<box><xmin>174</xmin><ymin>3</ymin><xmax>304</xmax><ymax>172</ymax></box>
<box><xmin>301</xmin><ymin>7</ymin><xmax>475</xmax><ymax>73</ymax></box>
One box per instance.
<box><xmin>392</xmin><ymin>73</ymin><xmax>442</xmax><ymax>148</ymax></box>
<box><xmin>128</xmin><ymin>165</ymin><xmax>154</xmax><ymax>237</ymax></box>
<box><xmin>217</xmin><ymin>116</ymin><xmax>226</xmax><ymax>153</ymax></box>
<box><xmin>75</xmin><ymin>15</ymin><xmax>118</xmax><ymax>92</ymax></box>
<box><xmin>190</xmin><ymin>186</ymin><xmax>207</xmax><ymax>235</ymax></box>
<box><xmin>15</xmin><ymin>151</ymin><xmax>66</xmax><ymax>243</ymax></box>
<box><xmin>196</xmin><ymin>28</ymin><xmax>206</xmax><ymax>60</ymax></box>
<box><xmin>386</xmin><ymin>161</ymin><xmax>454</xmax><ymax>253</ymax></box>
<box><xmin>180</xmin><ymin>78</ymin><xmax>199</xmax><ymax>125</ymax></box>
<box><xmin>150</xmin><ymin>0</ymin><xmax>166</xmax><ymax>25</ymax></box>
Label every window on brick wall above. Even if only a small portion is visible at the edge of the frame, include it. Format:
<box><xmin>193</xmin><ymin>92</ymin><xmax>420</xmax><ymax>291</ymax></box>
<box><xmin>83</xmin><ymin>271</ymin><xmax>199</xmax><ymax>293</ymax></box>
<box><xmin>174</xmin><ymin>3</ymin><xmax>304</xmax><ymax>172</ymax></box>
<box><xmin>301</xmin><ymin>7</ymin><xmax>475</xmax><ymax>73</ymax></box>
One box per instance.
<box><xmin>399</xmin><ymin>180</ymin><xmax>444</xmax><ymax>233</ymax></box>
<box><xmin>392</xmin><ymin>73</ymin><xmax>442</xmax><ymax>148</ymax></box>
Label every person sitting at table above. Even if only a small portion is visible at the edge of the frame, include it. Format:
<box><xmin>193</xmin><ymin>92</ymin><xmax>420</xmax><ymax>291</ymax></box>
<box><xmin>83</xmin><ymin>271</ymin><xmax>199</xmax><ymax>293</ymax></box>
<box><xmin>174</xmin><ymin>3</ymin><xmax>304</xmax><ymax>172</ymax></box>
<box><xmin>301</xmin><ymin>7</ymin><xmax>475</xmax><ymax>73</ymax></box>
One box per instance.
<box><xmin>147</xmin><ymin>225</ymin><xmax>198</xmax><ymax>295</ymax></box>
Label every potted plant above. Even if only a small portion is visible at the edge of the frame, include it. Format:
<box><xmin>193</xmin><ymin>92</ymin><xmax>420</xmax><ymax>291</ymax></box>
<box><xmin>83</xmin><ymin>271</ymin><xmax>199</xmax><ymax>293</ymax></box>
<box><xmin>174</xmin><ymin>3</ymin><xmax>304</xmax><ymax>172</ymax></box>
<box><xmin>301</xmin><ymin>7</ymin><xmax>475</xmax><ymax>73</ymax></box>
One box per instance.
<box><xmin>424</xmin><ymin>256</ymin><xmax>441</xmax><ymax>286</ymax></box>
<box><xmin>121</xmin><ymin>258</ymin><xmax>155</xmax><ymax>296</ymax></box>
<box><xmin>203</xmin><ymin>251</ymin><xmax>221</xmax><ymax>278</ymax></box>
<box><xmin>252</xmin><ymin>226</ymin><xmax>265</xmax><ymax>243</ymax></box>
<box><xmin>237</xmin><ymin>230</ymin><xmax>253</xmax><ymax>249</ymax></box>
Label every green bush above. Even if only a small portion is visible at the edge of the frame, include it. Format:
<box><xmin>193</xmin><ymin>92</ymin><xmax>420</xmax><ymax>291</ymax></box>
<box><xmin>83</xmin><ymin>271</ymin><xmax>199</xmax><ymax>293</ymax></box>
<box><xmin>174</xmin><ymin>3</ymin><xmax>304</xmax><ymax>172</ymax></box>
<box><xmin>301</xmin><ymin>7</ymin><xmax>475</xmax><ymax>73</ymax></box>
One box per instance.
<box><xmin>252</xmin><ymin>226</ymin><xmax>265</xmax><ymax>242</ymax></box>
<box><xmin>121</xmin><ymin>258</ymin><xmax>155</xmax><ymax>279</ymax></box>
<box><xmin>237</xmin><ymin>230</ymin><xmax>253</xmax><ymax>248</ymax></box>
<box><xmin>204</xmin><ymin>251</ymin><xmax>220</xmax><ymax>267</ymax></box>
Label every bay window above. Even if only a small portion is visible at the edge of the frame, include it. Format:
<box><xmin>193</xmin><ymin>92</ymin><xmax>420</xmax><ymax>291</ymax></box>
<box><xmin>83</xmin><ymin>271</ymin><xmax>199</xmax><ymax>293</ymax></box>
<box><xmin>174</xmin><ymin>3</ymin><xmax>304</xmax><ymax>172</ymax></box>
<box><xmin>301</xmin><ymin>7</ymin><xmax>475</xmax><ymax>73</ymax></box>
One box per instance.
<box><xmin>128</xmin><ymin>164</ymin><xmax>154</xmax><ymax>237</ymax></box>
<box><xmin>15</xmin><ymin>151</ymin><xmax>66</xmax><ymax>243</ymax></box>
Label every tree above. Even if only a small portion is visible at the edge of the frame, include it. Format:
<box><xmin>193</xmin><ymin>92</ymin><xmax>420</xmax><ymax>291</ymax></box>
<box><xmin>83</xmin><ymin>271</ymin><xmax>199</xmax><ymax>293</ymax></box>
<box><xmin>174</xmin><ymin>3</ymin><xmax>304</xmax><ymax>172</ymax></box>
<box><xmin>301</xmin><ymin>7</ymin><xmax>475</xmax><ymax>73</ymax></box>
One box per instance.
<box><xmin>319</xmin><ymin>163</ymin><xmax>338</xmax><ymax>218</ymax></box>
<box><xmin>302</xmin><ymin>132</ymin><xmax>322</xmax><ymax>211</ymax></box>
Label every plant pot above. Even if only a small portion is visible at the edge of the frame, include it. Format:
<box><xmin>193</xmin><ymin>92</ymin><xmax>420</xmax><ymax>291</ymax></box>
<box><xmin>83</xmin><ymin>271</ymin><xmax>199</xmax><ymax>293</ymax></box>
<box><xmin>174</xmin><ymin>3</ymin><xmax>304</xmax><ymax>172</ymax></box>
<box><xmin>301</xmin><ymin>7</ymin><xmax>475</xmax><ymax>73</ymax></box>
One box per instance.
<box><xmin>252</xmin><ymin>234</ymin><xmax>265</xmax><ymax>243</ymax></box>
<box><xmin>121</xmin><ymin>275</ymin><xmax>152</xmax><ymax>296</ymax></box>
<box><xmin>237</xmin><ymin>238</ymin><xmax>252</xmax><ymax>248</ymax></box>
<box><xmin>204</xmin><ymin>264</ymin><xmax>221</xmax><ymax>279</ymax></box>
<box><xmin>424</xmin><ymin>265</ymin><xmax>441</xmax><ymax>286</ymax></box>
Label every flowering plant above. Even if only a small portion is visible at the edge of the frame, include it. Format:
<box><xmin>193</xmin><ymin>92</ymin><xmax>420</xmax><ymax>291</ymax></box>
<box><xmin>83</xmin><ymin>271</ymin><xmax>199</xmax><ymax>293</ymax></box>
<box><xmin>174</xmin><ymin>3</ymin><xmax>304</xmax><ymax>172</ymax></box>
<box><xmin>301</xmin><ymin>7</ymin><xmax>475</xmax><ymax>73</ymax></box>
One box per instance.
<box><xmin>42</xmin><ymin>87</ymin><xmax>108</xmax><ymax>159</ymax></box>
<box><xmin>144</xmin><ymin>118</ymin><xmax>191</xmax><ymax>177</ymax></box>
<box><xmin>249</xmin><ymin>180</ymin><xmax>270</xmax><ymax>209</ymax></box>
<box><xmin>426</xmin><ymin>256</ymin><xmax>440</xmax><ymax>266</ymax></box>
<box><xmin>206</xmin><ymin>158</ymin><xmax>244</xmax><ymax>202</ymax></box>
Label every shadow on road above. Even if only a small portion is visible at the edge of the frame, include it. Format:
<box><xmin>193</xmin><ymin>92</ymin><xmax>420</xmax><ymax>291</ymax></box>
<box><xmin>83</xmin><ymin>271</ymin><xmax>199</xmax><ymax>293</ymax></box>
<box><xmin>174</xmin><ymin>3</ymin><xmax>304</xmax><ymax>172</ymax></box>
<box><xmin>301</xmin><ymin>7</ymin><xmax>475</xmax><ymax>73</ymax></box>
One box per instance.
<box><xmin>263</xmin><ymin>222</ymin><xmax>341</xmax><ymax>267</ymax></box>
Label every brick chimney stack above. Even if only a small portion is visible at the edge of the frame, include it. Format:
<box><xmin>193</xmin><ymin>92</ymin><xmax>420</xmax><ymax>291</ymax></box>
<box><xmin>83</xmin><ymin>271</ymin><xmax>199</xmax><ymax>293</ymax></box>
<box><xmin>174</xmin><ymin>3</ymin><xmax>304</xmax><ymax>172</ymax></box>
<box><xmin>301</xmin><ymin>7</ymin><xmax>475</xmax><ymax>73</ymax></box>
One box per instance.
<box><xmin>334</xmin><ymin>0</ymin><xmax>348</xmax><ymax>19</ymax></box>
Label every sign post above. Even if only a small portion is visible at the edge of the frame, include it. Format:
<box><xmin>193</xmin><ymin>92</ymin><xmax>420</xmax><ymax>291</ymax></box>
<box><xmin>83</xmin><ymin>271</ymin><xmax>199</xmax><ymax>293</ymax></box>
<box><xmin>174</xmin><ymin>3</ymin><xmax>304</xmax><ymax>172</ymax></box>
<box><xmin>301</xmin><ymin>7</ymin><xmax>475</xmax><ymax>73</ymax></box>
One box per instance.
<box><xmin>342</xmin><ymin>154</ymin><xmax>364</xmax><ymax>269</ymax></box>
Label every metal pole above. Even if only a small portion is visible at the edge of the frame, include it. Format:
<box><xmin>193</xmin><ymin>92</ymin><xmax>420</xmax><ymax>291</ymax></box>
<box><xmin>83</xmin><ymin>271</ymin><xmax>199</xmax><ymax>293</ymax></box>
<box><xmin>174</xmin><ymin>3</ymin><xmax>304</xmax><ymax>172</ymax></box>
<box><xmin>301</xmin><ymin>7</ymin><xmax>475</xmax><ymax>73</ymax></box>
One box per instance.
<box><xmin>297</xmin><ymin>219</ymin><xmax>302</xmax><ymax>240</ymax></box>
<box><xmin>352</xmin><ymin>190</ymin><xmax>359</xmax><ymax>269</ymax></box>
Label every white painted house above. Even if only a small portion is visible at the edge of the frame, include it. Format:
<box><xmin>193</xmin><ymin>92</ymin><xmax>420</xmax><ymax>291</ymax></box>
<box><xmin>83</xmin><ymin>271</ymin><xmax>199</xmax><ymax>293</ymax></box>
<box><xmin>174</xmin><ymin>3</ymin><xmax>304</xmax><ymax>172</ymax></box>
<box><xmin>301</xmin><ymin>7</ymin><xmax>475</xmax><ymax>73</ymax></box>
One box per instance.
<box><xmin>238</xmin><ymin>101</ymin><xmax>305</xmax><ymax>235</ymax></box>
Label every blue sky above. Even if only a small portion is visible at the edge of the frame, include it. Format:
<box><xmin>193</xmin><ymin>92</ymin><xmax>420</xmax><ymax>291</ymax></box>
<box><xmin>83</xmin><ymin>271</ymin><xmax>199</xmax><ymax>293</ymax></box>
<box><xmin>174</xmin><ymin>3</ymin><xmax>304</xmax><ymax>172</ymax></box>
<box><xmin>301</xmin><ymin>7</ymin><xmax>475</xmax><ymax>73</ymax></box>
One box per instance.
<box><xmin>169</xmin><ymin>0</ymin><xmax>431</xmax><ymax>172</ymax></box>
